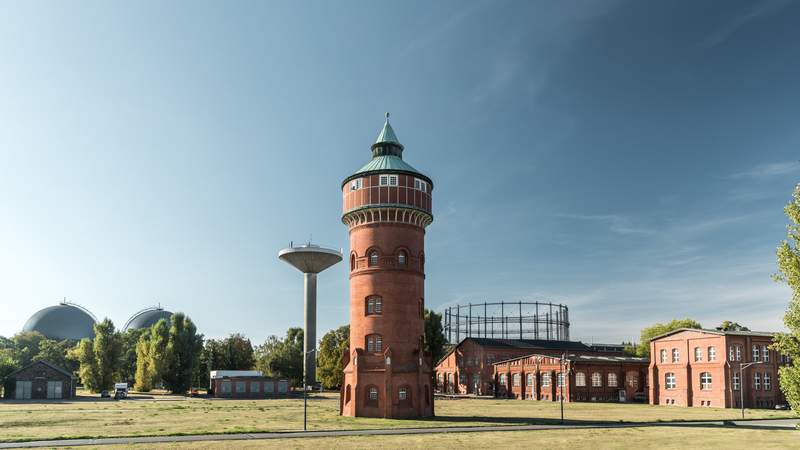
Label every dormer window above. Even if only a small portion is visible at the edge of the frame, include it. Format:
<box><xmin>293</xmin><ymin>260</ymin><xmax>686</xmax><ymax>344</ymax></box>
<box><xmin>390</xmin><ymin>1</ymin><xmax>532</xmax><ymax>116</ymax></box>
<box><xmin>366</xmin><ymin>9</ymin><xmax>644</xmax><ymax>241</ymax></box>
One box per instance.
<box><xmin>414</xmin><ymin>178</ymin><xmax>428</xmax><ymax>192</ymax></box>
<box><xmin>350</xmin><ymin>178</ymin><xmax>362</xmax><ymax>191</ymax></box>
<box><xmin>379</xmin><ymin>175</ymin><xmax>398</xmax><ymax>186</ymax></box>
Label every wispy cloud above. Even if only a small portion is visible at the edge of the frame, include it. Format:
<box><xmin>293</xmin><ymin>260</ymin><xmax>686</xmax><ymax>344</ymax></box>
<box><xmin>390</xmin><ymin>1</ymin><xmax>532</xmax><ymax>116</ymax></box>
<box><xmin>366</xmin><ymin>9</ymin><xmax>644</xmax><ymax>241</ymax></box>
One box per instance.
<box><xmin>700</xmin><ymin>0</ymin><xmax>792</xmax><ymax>48</ymax></box>
<box><xmin>726</xmin><ymin>160</ymin><xmax>800</xmax><ymax>179</ymax></box>
<box><xmin>557</xmin><ymin>213</ymin><xmax>655</xmax><ymax>235</ymax></box>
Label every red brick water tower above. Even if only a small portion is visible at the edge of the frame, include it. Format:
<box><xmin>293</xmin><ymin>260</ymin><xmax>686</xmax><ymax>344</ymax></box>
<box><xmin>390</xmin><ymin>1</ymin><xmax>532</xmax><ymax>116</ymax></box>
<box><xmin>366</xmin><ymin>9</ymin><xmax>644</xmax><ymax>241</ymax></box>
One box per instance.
<box><xmin>340</xmin><ymin>114</ymin><xmax>434</xmax><ymax>418</ymax></box>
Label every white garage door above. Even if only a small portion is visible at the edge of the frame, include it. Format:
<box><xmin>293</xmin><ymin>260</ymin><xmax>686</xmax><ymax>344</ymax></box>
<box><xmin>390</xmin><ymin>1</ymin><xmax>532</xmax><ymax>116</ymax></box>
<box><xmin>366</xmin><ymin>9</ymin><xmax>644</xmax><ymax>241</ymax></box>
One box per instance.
<box><xmin>15</xmin><ymin>381</ymin><xmax>32</xmax><ymax>400</ymax></box>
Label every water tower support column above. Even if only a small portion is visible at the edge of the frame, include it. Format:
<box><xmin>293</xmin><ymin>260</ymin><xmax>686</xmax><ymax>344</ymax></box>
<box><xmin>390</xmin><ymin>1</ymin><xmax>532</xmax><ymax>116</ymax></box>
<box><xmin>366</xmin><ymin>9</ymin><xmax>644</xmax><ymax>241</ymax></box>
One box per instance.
<box><xmin>304</xmin><ymin>272</ymin><xmax>317</xmax><ymax>386</ymax></box>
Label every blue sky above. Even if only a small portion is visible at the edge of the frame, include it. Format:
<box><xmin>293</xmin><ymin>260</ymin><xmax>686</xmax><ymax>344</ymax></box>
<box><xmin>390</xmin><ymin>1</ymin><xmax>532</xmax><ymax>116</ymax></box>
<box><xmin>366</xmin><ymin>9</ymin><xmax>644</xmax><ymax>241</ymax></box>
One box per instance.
<box><xmin>1</xmin><ymin>0</ymin><xmax>798</xmax><ymax>344</ymax></box>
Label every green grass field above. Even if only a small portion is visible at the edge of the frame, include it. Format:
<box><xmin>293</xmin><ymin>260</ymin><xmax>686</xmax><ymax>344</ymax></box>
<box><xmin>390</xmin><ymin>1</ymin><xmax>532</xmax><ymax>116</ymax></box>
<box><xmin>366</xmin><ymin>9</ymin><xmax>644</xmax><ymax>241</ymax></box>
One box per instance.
<box><xmin>0</xmin><ymin>392</ymin><xmax>794</xmax><ymax>443</ymax></box>
<box><xmin>94</xmin><ymin>427</ymin><xmax>800</xmax><ymax>450</ymax></box>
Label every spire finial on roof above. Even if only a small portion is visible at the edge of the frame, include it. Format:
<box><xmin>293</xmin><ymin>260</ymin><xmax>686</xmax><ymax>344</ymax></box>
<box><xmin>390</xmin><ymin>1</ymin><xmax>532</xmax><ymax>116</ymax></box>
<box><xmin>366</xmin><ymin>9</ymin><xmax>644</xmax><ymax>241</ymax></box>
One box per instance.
<box><xmin>374</xmin><ymin>113</ymin><xmax>401</xmax><ymax>148</ymax></box>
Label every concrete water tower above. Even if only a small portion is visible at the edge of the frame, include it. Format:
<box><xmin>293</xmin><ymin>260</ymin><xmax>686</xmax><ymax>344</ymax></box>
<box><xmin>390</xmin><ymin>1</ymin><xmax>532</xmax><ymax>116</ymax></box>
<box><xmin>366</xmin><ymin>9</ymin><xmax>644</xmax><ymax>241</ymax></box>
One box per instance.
<box><xmin>278</xmin><ymin>243</ymin><xmax>342</xmax><ymax>386</ymax></box>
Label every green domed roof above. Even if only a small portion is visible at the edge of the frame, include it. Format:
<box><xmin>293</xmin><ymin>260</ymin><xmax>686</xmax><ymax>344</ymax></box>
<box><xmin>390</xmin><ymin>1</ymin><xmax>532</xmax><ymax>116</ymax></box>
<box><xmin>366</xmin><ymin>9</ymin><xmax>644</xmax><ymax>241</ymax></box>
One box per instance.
<box><xmin>353</xmin><ymin>155</ymin><xmax>422</xmax><ymax>176</ymax></box>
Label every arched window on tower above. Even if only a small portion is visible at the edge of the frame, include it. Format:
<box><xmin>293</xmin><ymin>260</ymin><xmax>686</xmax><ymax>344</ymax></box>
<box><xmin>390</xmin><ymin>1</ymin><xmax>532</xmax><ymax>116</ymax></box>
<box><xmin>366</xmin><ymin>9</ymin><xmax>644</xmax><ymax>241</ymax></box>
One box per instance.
<box><xmin>398</xmin><ymin>250</ymin><xmax>407</xmax><ymax>266</ymax></box>
<box><xmin>366</xmin><ymin>334</ymin><xmax>383</xmax><ymax>353</ymax></box>
<box><xmin>366</xmin><ymin>296</ymin><xmax>382</xmax><ymax>316</ymax></box>
<box><xmin>369</xmin><ymin>250</ymin><xmax>379</xmax><ymax>267</ymax></box>
<box><xmin>350</xmin><ymin>253</ymin><xmax>356</xmax><ymax>271</ymax></box>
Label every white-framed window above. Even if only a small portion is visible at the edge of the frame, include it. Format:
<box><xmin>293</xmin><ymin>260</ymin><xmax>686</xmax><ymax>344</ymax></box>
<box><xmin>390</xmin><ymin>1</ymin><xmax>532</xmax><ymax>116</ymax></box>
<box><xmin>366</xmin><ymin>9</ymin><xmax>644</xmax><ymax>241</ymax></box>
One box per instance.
<box><xmin>700</xmin><ymin>372</ymin><xmax>712</xmax><ymax>390</ymax></box>
<box><xmin>736</xmin><ymin>346</ymin><xmax>741</xmax><ymax>361</ymax></box>
<box><xmin>733</xmin><ymin>372</ymin><xmax>740</xmax><ymax>391</ymax></box>
<box><xmin>527</xmin><ymin>373</ymin><xmax>534</xmax><ymax>388</ymax></box>
<box><xmin>414</xmin><ymin>178</ymin><xmax>428</xmax><ymax>192</ymax></box>
<box><xmin>499</xmin><ymin>373</ymin><xmax>506</xmax><ymax>385</ymax></box>
<box><xmin>660</xmin><ymin>349</ymin><xmax>667</xmax><ymax>363</ymax></box>
<box><xmin>513</xmin><ymin>374</ymin><xmax>521</xmax><ymax>387</ymax></box>
<box><xmin>369</xmin><ymin>387</ymin><xmax>378</xmax><ymax>400</ymax></box>
<box><xmin>694</xmin><ymin>347</ymin><xmax>702</xmax><ymax>362</ymax></box>
<box><xmin>350</xmin><ymin>178</ymin><xmax>362</xmax><ymax>191</ymax></box>
<box><xmin>379</xmin><ymin>174</ymin><xmax>398</xmax><ymax>186</ymax></box>
<box><xmin>542</xmin><ymin>373</ymin><xmax>551</xmax><ymax>387</ymax></box>
<box><xmin>752</xmin><ymin>345</ymin><xmax>760</xmax><ymax>361</ymax></box>
<box><xmin>366</xmin><ymin>296</ymin><xmax>382</xmax><ymax>315</ymax></box>
<box><xmin>764</xmin><ymin>372</ymin><xmax>771</xmax><ymax>390</ymax></box>
<box><xmin>672</xmin><ymin>348</ymin><xmax>679</xmax><ymax>363</ymax></box>
<box><xmin>626</xmin><ymin>372</ymin><xmax>639</xmax><ymax>389</ymax></box>
<box><xmin>592</xmin><ymin>372</ymin><xmax>602</xmax><ymax>387</ymax></box>
<box><xmin>369</xmin><ymin>251</ymin><xmax>379</xmax><ymax>266</ymax></box>
<box><xmin>708</xmin><ymin>346</ymin><xmax>716</xmax><ymax>361</ymax></box>
<box><xmin>557</xmin><ymin>373</ymin><xmax>565</xmax><ymax>387</ymax></box>
<box><xmin>367</xmin><ymin>334</ymin><xmax>382</xmax><ymax>353</ymax></box>
<box><xmin>576</xmin><ymin>372</ymin><xmax>586</xmax><ymax>387</ymax></box>
<box><xmin>399</xmin><ymin>387</ymin><xmax>408</xmax><ymax>400</ymax></box>
<box><xmin>762</xmin><ymin>345</ymin><xmax>770</xmax><ymax>363</ymax></box>
<box><xmin>398</xmin><ymin>250</ymin><xmax>407</xmax><ymax>266</ymax></box>
<box><xmin>754</xmin><ymin>372</ymin><xmax>761</xmax><ymax>390</ymax></box>
<box><xmin>608</xmin><ymin>373</ymin><xmax>618</xmax><ymax>387</ymax></box>
<box><xmin>729</xmin><ymin>346</ymin><xmax>735</xmax><ymax>361</ymax></box>
<box><xmin>665</xmin><ymin>373</ymin><xmax>677</xmax><ymax>389</ymax></box>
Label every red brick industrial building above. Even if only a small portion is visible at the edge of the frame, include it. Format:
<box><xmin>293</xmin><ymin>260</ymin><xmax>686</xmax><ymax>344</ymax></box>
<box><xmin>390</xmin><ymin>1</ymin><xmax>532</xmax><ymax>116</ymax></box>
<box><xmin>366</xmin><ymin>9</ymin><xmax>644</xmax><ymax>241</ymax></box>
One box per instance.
<box><xmin>435</xmin><ymin>337</ymin><xmax>602</xmax><ymax>395</ymax></box>
<box><xmin>339</xmin><ymin>115</ymin><xmax>434</xmax><ymax>418</ymax></box>
<box><xmin>493</xmin><ymin>353</ymin><xmax>648</xmax><ymax>402</ymax></box>
<box><xmin>208</xmin><ymin>370</ymin><xmax>290</xmax><ymax>399</ymax></box>
<box><xmin>649</xmin><ymin>328</ymin><xmax>789</xmax><ymax>408</ymax></box>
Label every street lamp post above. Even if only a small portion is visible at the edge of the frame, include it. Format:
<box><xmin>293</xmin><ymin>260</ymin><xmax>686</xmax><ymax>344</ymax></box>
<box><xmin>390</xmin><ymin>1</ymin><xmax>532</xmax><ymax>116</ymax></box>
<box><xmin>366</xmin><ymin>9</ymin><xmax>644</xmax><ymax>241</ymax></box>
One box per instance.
<box><xmin>304</xmin><ymin>349</ymin><xmax>316</xmax><ymax>431</ymax></box>
<box><xmin>559</xmin><ymin>352</ymin><xmax>566</xmax><ymax>424</ymax></box>
<box><xmin>739</xmin><ymin>361</ymin><xmax>763</xmax><ymax>420</ymax></box>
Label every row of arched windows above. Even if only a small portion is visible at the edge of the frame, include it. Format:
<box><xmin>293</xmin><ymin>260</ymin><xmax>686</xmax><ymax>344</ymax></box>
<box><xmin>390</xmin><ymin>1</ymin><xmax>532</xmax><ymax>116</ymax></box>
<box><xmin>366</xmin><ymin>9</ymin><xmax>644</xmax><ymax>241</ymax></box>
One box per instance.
<box><xmin>350</xmin><ymin>249</ymin><xmax>424</xmax><ymax>271</ymax></box>
<box><xmin>344</xmin><ymin>384</ymin><xmax>430</xmax><ymax>408</ymax></box>
<box><xmin>364</xmin><ymin>296</ymin><xmax>424</xmax><ymax>319</ymax></box>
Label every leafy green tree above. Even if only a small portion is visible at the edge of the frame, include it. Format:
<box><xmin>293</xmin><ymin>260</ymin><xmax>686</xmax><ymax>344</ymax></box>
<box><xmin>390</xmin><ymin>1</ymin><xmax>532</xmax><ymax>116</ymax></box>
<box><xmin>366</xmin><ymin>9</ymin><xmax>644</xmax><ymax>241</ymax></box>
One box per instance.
<box><xmin>773</xmin><ymin>184</ymin><xmax>800</xmax><ymax>414</ymax></box>
<box><xmin>134</xmin><ymin>333</ymin><xmax>152</xmax><ymax>392</ymax></box>
<box><xmin>93</xmin><ymin>318</ymin><xmax>122</xmax><ymax>390</ymax></box>
<box><xmin>34</xmin><ymin>339</ymin><xmax>78</xmax><ymax>373</ymax></box>
<box><xmin>317</xmin><ymin>325</ymin><xmax>349</xmax><ymax>389</ymax></box>
<box><xmin>119</xmin><ymin>328</ymin><xmax>145</xmax><ymax>384</ymax></box>
<box><xmin>69</xmin><ymin>338</ymin><xmax>101</xmax><ymax>392</ymax></box>
<box><xmin>12</xmin><ymin>331</ymin><xmax>47</xmax><ymax>367</ymax></box>
<box><xmin>424</xmin><ymin>309</ymin><xmax>447</xmax><ymax>364</ymax></box>
<box><xmin>255</xmin><ymin>328</ymin><xmax>304</xmax><ymax>387</ymax></box>
<box><xmin>133</xmin><ymin>319</ymin><xmax>170</xmax><ymax>391</ymax></box>
<box><xmin>0</xmin><ymin>348</ymin><xmax>19</xmax><ymax>397</ymax></box>
<box><xmin>67</xmin><ymin>319</ymin><xmax>122</xmax><ymax>392</ymax></box>
<box><xmin>716</xmin><ymin>321</ymin><xmax>750</xmax><ymax>332</ymax></box>
<box><xmin>196</xmin><ymin>334</ymin><xmax>254</xmax><ymax>389</ymax></box>
<box><xmin>633</xmin><ymin>318</ymin><xmax>702</xmax><ymax>357</ymax></box>
<box><xmin>162</xmin><ymin>313</ymin><xmax>203</xmax><ymax>394</ymax></box>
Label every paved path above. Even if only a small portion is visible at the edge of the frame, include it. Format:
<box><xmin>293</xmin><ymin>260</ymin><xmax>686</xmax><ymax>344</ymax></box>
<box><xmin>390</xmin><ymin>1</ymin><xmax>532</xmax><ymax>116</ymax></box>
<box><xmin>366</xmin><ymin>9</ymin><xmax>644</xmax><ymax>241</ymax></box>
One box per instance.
<box><xmin>0</xmin><ymin>419</ymin><xmax>796</xmax><ymax>448</ymax></box>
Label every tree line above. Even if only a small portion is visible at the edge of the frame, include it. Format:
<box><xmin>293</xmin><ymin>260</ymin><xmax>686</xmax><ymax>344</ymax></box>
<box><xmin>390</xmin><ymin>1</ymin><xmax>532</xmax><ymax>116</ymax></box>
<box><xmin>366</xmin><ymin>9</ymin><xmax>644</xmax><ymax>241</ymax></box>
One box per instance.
<box><xmin>1</xmin><ymin>308</ymin><xmax>449</xmax><ymax>395</ymax></box>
